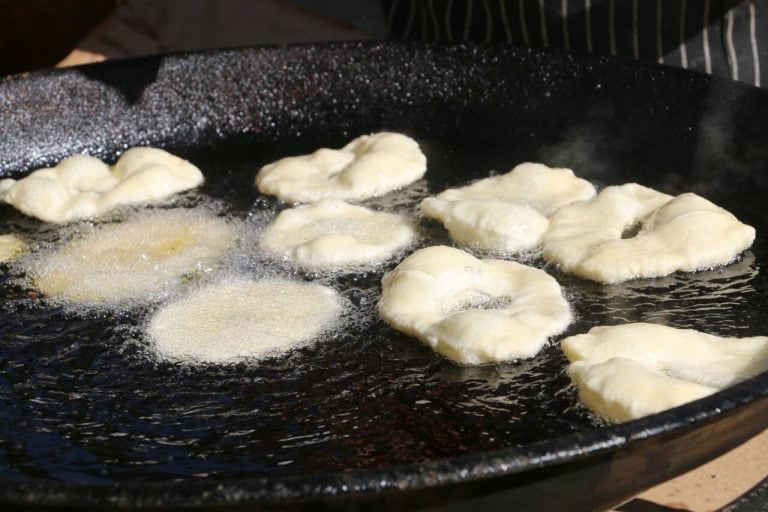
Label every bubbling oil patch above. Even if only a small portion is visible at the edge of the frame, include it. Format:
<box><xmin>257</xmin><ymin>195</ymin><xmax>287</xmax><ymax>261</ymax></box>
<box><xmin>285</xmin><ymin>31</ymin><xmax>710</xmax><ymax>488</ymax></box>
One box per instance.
<box><xmin>23</xmin><ymin>207</ymin><xmax>239</xmax><ymax>308</ymax></box>
<box><xmin>0</xmin><ymin>234</ymin><xmax>25</xmax><ymax>262</ymax></box>
<box><xmin>147</xmin><ymin>278</ymin><xmax>345</xmax><ymax>364</ymax></box>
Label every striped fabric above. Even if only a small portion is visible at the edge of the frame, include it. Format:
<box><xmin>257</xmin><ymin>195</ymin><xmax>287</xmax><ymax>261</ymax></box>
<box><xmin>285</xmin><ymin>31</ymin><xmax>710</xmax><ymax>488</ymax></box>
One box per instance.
<box><xmin>384</xmin><ymin>0</ymin><xmax>766</xmax><ymax>87</ymax></box>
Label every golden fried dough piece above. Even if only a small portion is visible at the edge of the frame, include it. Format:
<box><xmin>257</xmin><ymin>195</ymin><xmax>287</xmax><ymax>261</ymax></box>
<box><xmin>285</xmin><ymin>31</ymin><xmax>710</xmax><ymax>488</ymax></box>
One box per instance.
<box><xmin>562</xmin><ymin>323</ymin><xmax>768</xmax><ymax>422</ymax></box>
<box><xmin>378</xmin><ymin>246</ymin><xmax>572</xmax><ymax>365</ymax></box>
<box><xmin>543</xmin><ymin>184</ymin><xmax>755</xmax><ymax>283</ymax></box>
<box><xmin>421</xmin><ymin>163</ymin><xmax>595</xmax><ymax>253</ymax></box>
<box><xmin>0</xmin><ymin>147</ymin><xmax>203</xmax><ymax>223</ymax></box>
<box><xmin>255</xmin><ymin>132</ymin><xmax>426</xmax><ymax>203</ymax></box>
<box><xmin>259</xmin><ymin>199</ymin><xmax>415</xmax><ymax>270</ymax></box>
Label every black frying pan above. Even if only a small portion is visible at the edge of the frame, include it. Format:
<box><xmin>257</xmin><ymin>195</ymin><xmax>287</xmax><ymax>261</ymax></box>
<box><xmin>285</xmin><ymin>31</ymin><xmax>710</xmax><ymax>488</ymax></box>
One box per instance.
<box><xmin>0</xmin><ymin>42</ymin><xmax>767</xmax><ymax>511</ymax></box>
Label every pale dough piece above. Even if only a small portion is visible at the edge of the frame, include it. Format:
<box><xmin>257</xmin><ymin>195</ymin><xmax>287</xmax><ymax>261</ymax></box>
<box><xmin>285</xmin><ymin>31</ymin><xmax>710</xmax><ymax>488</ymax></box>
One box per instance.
<box><xmin>562</xmin><ymin>323</ymin><xmax>768</xmax><ymax>422</ymax></box>
<box><xmin>420</xmin><ymin>163</ymin><xmax>596</xmax><ymax>252</ymax></box>
<box><xmin>0</xmin><ymin>147</ymin><xmax>204</xmax><ymax>223</ymax></box>
<box><xmin>542</xmin><ymin>183</ymin><xmax>756</xmax><ymax>283</ymax></box>
<box><xmin>148</xmin><ymin>279</ymin><xmax>343</xmax><ymax>363</ymax></box>
<box><xmin>568</xmin><ymin>358</ymin><xmax>717</xmax><ymax>423</ymax></box>
<box><xmin>378</xmin><ymin>245</ymin><xmax>572</xmax><ymax>365</ymax></box>
<box><xmin>0</xmin><ymin>234</ymin><xmax>25</xmax><ymax>263</ymax></box>
<box><xmin>259</xmin><ymin>198</ymin><xmax>415</xmax><ymax>269</ymax></box>
<box><xmin>28</xmin><ymin>209</ymin><xmax>237</xmax><ymax>305</ymax></box>
<box><xmin>254</xmin><ymin>132</ymin><xmax>427</xmax><ymax>203</ymax></box>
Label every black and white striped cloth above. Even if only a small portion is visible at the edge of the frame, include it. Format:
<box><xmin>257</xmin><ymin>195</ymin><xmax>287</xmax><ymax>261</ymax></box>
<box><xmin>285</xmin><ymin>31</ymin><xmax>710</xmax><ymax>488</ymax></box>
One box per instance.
<box><xmin>384</xmin><ymin>0</ymin><xmax>766</xmax><ymax>87</ymax></box>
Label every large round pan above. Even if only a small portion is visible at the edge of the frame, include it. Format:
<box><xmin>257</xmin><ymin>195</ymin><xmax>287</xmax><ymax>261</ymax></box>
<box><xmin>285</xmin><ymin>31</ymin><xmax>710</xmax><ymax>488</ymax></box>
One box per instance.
<box><xmin>0</xmin><ymin>42</ymin><xmax>767</xmax><ymax>511</ymax></box>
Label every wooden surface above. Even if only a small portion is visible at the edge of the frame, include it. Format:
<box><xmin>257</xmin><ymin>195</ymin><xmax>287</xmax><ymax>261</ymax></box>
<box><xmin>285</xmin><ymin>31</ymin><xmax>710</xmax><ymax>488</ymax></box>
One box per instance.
<box><xmin>616</xmin><ymin>429</ymin><xmax>768</xmax><ymax>511</ymax></box>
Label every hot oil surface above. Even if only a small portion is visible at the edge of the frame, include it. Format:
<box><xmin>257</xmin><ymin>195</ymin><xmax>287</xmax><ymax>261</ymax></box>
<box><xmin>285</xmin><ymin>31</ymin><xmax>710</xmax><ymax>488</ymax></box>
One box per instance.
<box><xmin>0</xmin><ymin>140</ymin><xmax>765</xmax><ymax>482</ymax></box>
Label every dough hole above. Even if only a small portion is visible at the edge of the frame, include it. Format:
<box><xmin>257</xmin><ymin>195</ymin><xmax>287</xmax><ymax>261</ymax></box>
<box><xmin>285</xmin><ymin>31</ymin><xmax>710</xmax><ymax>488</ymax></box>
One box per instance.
<box><xmin>443</xmin><ymin>290</ymin><xmax>513</xmax><ymax>315</ymax></box>
<box><xmin>620</xmin><ymin>222</ymin><xmax>642</xmax><ymax>239</ymax></box>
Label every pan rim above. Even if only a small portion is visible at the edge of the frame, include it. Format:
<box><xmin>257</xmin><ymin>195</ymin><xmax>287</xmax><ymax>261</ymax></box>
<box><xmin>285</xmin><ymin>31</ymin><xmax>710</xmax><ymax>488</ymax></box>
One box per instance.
<box><xmin>0</xmin><ymin>378</ymin><xmax>765</xmax><ymax>506</ymax></box>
